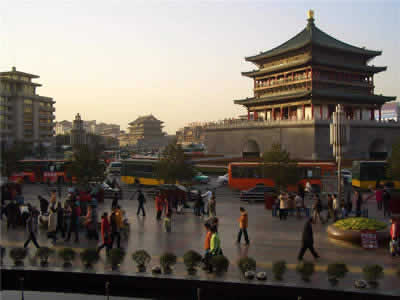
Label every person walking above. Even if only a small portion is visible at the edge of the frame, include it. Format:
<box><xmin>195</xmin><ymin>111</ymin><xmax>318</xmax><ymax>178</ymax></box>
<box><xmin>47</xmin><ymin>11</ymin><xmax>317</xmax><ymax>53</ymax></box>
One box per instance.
<box><xmin>237</xmin><ymin>207</ymin><xmax>250</xmax><ymax>245</ymax></box>
<box><xmin>383</xmin><ymin>188</ymin><xmax>391</xmax><ymax>217</ymax></box>
<box><xmin>375</xmin><ymin>186</ymin><xmax>384</xmax><ymax>210</ymax></box>
<box><xmin>354</xmin><ymin>190</ymin><xmax>363</xmax><ymax>217</ymax></box>
<box><xmin>202</xmin><ymin>223</ymin><xmax>212</xmax><ymax>272</ymax></box>
<box><xmin>24</xmin><ymin>205</ymin><xmax>40</xmax><ymax>249</ymax></box>
<box><xmin>5</xmin><ymin>199</ymin><xmax>18</xmax><ymax>230</ymax></box>
<box><xmin>55</xmin><ymin>201</ymin><xmax>65</xmax><ymax>239</ymax></box>
<box><xmin>298</xmin><ymin>218</ymin><xmax>320</xmax><ymax>261</ymax></box>
<box><xmin>155</xmin><ymin>191</ymin><xmax>164</xmax><ymax>221</ymax></box>
<box><xmin>332</xmin><ymin>194</ymin><xmax>338</xmax><ymax>221</ymax></box>
<box><xmin>136</xmin><ymin>189</ymin><xmax>146</xmax><ymax>216</ymax></box>
<box><xmin>312</xmin><ymin>194</ymin><xmax>323</xmax><ymax>224</ymax></box>
<box><xmin>65</xmin><ymin>201</ymin><xmax>80</xmax><ymax>243</ymax></box>
<box><xmin>279</xmin><ymin>192</ymin><xmax>288</xmax><ymax>220</ymax></box>
<box><xmin>202</xmin><ymin>189</ymin><xmax>212</xmax><ymax>216</ymax></box>
<box><xmin>111</xmin><ymin>192</ymin><xmax>119</xmax><ymax>210</ymax></box>
<box><xmin>110</xmin><ymin>207</ymin><xmax>121</xmax><ymax>248</ymax></box>
<box><xmin>295</xmin><ymin>193</ymin><xmax>303</xmax><ymax>219</ymax></box>
<box><xmin>97</xmin><ymin>212</ymin><xmax>111</xmax><ymax>256</ymax></box>
<box><xmin>210</xmin><ymin>225</ymin><xmax>222</xmax><ymax>256</ymax></box>
<box><xmin>47</xmin><ymin>193</ymin><xmax>58</xmax><ymax>244</ymax></box>
<box><xmin>326</xmin><ymin>194</ymin><xmax>335</xmax><ymax>222</ymax></box>
<box><xmin>208</xmin><ymin>194</ymin><xmax>216</xmax><ymax>218</ymax></box>
<box><xmin>194</xmin><ymin>191</ymin><xmax>202</xmax><ymax>216</ymax></box>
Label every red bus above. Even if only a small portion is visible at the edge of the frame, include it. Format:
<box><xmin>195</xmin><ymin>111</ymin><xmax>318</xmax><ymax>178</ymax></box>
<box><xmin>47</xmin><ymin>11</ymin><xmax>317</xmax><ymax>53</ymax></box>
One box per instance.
<box><xmin>228</xmin><ymin>162</ymin><xmax>336</xmax><ymax>191</ymax></box>
<box><xmin>10</xmin><ymin>160</ymin><xmax>72</xmax><ymax>184</ymax></box>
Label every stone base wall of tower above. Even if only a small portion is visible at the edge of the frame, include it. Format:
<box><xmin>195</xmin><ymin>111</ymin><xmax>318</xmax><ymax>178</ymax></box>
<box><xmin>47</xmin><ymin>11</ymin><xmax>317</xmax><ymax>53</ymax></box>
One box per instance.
<box><xmin>204</xmin><ymin>121</ymin><xmax>400</xmax><ymax>161</ymax></box>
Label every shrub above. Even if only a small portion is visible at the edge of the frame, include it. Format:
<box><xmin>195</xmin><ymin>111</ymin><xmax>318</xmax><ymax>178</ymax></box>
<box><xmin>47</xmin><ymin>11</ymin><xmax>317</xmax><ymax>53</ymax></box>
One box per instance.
<box><xmin>272</xmin><ymin>260</ymin><xmax>287</xmax><ymax>281</ymax></box>
<box><xmin>80</xmin><ymin>248</ymin><xmax>99</xmax><ymax>267</ymax></box>
<box><xmin>160</xmin><ymin>252</ymin><xmax>177</xmax><ymax>274</ymax></box>
<box><xmin>108</xmin><ymin>248</ymin><xmax>125</xmax><ymax>269</ymax></box>
<box><xmin>10</xmin><ymin>248</ymin><xmax>28</xmax><ymax>266</ymax></box>
<box><xmin>238</xmin><ymin>257</ymin><xmax>256</xmax><ymax>275</ymax></box>
<box><xmin>210</xmin><ymin>255</ymin><xmax>229</xmax><ymax>276</ymax></box>
<box><xmin>362</xmin><ymin>264</ymin><xmax>384</xmax><ymax>287</ymax></box>
<box><xmin>327</xmin><ymin>263</ymin><xmax>348</xmax><ymax>285</ymax></box>
<box><xmin>58</xmin><ymin>248</ymin><xmax>76</xmax><ymax>264</ymax></box>
<box><xmin>296</xmin><ymin>261</ymin><xmax>315</xmax><ymax>282</ymax></box>
<box><xmin>183</xmin><ymin>250</ymin><xmax>202</xmax><ymax>275</ymax></box>
<box><xmin>132</xmin><ymin>250</ymin><xmax>151</xmax><ymax>271</ymax></box>
<box><xmin>36</xmin><ymin>247</ymin><xmax>55</xmax><ymax>265</ymax></box>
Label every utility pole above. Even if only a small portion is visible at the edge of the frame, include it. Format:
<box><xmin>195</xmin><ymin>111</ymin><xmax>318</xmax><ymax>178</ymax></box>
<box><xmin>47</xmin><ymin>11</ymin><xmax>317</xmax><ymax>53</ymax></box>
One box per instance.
<box><xmin>330</xmin><ymin>104</ymin><xmax>348</xmax><ymax>203</ymax></box>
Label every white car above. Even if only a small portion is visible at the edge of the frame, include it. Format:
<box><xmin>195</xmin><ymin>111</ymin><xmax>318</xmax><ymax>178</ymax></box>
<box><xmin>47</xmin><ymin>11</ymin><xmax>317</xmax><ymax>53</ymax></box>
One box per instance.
<box><xmin>217</xmin><ymin>174</ymin><xmax>229</xmax><ymax>185</ymax></box>
<box><xmin>106</xmin><ymin>161</ymin><xmax>122</xmax><ymax>174</ymax></box>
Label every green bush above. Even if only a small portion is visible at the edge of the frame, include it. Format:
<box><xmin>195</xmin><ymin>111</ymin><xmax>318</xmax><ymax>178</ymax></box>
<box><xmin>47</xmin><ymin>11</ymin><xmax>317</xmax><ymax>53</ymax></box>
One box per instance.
<box><xmin>362</xmin><ymin>264</ymin><xmax>384</xmax><ymax>286</ymax></box>
<box><xmin>238</xmin><ymin>257</ymin><xmax>256</xmax><ymax>275</ymax></box>
<box><xmin>132</xmin><ymin>250</ymin><xmax>151</xmax><ymax>271</ymax></box>
<box><xmin>327</xmin><ymin>263</ymin><xmax>348</xmax><ymax>285</ymax></box>
<box><xmin>58</xmin><ymin>248</ymin><xmax>76</xmax><ymax>263</ymax></box>
<box><xmin>334</xmin><ymin>218</ymin><xmax>387</xmax><ymax>231</ymax></box>
<box><xmin>36</xmin><ymin>247</ymin><xmax>55</xmax><ymax>264</ymax></box>
<box><xmin>108</xmin><ymin>248</ymin><xmax>125</xmax><ymax>268</ymax></box>
<box><xmin>296</xmin><ymin>261</ymin><xmax>315</xmax><ymax>282</ymax></box>
<box><xmin>210</xmin><ymin>255</ymin><xmax>229</xmax><ymax>275</ymax></box>
<box><xmin>80</xmin><ymin>248</ymin><xmax>99</xmax><ymax>267</ymax></box>
<box><xmin>272</xmin><ymin>260</ymin><xmax>287</xmax><ymax>281</ymax></box>
<box><xmin>160</xmin><ymin>252</ymin><xmax>177</xmax><ymax>274</ymax></box>
<box><xmin>10</xmin><ymin>248</ymin><xmax>28</xmax><ymax>265</ymax></box>
<box><xmin>183</xmin><ymin>250</ymin><xmax>203</xmax><ymax>273</ymax></box>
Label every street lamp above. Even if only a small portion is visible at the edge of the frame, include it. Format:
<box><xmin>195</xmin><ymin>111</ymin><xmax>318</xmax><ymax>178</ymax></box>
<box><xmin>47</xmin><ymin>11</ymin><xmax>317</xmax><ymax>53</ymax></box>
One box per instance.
<box><xmin>330</xmin><ymin>104</ymin><xmax>349</xmax><ymax>203</ymax></box>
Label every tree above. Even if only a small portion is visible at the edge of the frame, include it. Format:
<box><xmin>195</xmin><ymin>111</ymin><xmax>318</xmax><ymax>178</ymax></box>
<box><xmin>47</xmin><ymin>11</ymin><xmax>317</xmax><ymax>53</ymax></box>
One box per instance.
<box><xmin>155</xmin><ymin>140</ymin><xmax>195</xmax><ymax>184</ymax></box>
<box><xmin>261</xmin><ymin>143</ymin><xmax>299</xmax><ymax>191</ymax></box>
<box><xmin>1</xmin><ymin>141</ymin><xmax>27</xmax><ymax>178</ymax></box>
<box><xmin>67</xmin><ymin>144</ymin><xmax>105</xmax><ymax>187</ymax></box>
<box><xmin>387</xmin><ymin>140</ymin><xmax>400</xmax><ymax>180</ymax></box>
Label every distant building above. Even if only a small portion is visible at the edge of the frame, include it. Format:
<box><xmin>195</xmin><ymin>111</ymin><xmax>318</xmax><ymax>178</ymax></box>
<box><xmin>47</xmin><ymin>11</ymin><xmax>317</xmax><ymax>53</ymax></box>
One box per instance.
<box><xmin>0</xmin><ymin>66</ymin><xmax>55</xmax><ymax>146</ymax></box>
<box><xmin>176</xmin><ymin>123</ymin><xmax>205</xmax><ymax>145</ymax></box>
<box><xmin>83</xmin><ymin>120</ymin><xmax>96</xmax><ymax>134</ymax></box>
<box><xmin>374</xmin><ymin>102</ymin><xmax>400</xmax><ymax>121</ymax></box>
<box><xmin>70</xmin><ymin>113</ymin><xmax>87</xmax><ymax>146</ymax></box>
<box><xmin>55</xmin><ymin>120</ymin><xmax>72</xmax><ymax>135</ymax></box>
<box><xmin>127</xmin><ymin>115</ymin><xmax>169</xmax><ymax>151</ymax></box>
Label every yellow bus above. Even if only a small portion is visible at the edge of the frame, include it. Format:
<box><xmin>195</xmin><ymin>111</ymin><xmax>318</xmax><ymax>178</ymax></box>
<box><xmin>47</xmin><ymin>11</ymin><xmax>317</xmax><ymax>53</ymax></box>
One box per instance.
<box><xmin>352</xmin><ymin>161</ymin><xmax>400</xmax><ymax>189</ymax></box>
<box><xmin>120</xmin><ymin>159</ymin><xmax>163</xmax><ymax>186</ymax></box>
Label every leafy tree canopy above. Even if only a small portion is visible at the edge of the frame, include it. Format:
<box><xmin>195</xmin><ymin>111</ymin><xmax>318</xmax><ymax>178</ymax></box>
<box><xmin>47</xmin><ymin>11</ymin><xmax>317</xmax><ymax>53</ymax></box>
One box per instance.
<box><xmin>155</xmin><ymin>140</ymin><xmax>195</xmax><ymax>184</ymax></box>
<box><xmin>67</xmin><ymin>144</ymin><xmax>105</xmax><ymax>187</ymax></box>
<box><xmin>261</xmin><ymin>143</ymin><xmax>299</xmax><ymax>191</ymax></box>
<box><xmin>387</xmin><ymin>140</ymin><xmax>400</xmax><ymax>180</ymax></box>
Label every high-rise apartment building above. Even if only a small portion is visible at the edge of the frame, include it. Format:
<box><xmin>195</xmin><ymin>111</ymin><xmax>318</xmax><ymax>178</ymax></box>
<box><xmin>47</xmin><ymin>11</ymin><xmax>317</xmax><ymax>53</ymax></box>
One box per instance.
<box><xmin>0</xmin><ymin>67</ymin><xmax>55</xmax><ymax>145</ymax></box>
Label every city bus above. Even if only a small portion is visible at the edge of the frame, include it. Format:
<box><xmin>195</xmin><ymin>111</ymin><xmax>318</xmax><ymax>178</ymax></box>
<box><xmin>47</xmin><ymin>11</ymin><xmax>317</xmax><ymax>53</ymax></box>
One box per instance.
<box><xmin>10</xmin><ymin>160</ymin><xmax>72</xmax><ymax>184</ymax></box>
<box><xmin>351</xmin><ymin>161</ymin><xmax>400</xmax><ymax>189</ymax></box>
<box><xmin>228</xmin><ymin>162</ymin><xmax>336</xmax><ymax>191</ymax></box>
<box><xmin>120</xmin><ymin>159</ymin><xmax>162</xmax><ymax>186</ymax></box>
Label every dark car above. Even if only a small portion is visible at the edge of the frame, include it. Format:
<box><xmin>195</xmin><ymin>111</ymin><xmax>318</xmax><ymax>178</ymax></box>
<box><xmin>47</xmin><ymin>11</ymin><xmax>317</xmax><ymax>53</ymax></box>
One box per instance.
<box><xmin>240</xmin><ymin>184</ymin><xmax>276</xmax><ymax>202</ymax></box>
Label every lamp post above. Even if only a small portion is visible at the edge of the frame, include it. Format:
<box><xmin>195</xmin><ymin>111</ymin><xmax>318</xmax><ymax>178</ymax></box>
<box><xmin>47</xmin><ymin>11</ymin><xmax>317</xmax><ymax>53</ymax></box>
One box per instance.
<box><xmin>330</xmin><ymin>104</ymin><xmax>348</xmax><ymax>203</ymax></box>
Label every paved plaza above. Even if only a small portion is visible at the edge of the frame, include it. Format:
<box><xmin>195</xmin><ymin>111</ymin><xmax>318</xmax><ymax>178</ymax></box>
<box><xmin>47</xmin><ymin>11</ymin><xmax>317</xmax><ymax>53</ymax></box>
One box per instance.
<box><xmin>1</xmin><ymin>180</ymin><xmax>399</xmax><ymax>296</ymax></box>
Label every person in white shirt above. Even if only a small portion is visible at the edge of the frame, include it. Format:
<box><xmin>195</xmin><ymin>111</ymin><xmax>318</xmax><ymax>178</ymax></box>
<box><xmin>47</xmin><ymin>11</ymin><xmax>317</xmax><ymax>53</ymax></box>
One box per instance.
<box><xmin>332</xmin><ymin>194</ymin><xmax>338</xmax><ymax>221</ymax></box>
<box><xmin>202</xmin><ymin>190</ymin><xmax>213</xmax><ymax>216</ymax></box>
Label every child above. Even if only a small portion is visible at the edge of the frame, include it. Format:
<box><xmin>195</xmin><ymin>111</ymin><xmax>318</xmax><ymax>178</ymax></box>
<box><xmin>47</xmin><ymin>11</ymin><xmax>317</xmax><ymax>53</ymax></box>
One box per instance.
<box><xmin>164</xmin><ymin>210</ymin><xmax>172</xmax><ymax>233</ymax></box>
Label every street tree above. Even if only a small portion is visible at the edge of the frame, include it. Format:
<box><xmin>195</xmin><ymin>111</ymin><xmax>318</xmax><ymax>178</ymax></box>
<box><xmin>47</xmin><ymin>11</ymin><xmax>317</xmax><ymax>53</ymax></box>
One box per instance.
<box><xmin>261</xmin><ymin>143</ymin><xmax>299</xmax><ymax>191</ymax></box>
<box><xmin>387</xmin><ymin>140</ymin><xmax>400</xmax><ymax>180</ymax></box>
<box><xmin>1</xmin><ymin>141</ymin><xmax>27</xmax><ymax>178</ymax></box>
<box><xmin>155</xmin><ymin>140</ymin><xmax>195</xmax><ymax>184</ymax></box>
<box><xmin>67</xmin><ymin>144</ymin><xmax>105</xmax><ymax>187</ymax></box>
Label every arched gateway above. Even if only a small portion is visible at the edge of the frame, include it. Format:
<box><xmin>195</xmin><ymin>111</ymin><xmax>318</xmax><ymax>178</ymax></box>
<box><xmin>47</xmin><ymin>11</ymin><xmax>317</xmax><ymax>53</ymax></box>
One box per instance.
<box><xmin>243</xmin><ymin>139</ymin><xmax>260</xmax><ymax>158</ymax></box>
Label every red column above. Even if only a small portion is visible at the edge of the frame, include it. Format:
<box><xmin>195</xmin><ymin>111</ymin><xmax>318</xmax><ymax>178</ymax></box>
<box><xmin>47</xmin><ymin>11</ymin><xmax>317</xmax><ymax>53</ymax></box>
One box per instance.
<box><xmin>320</xmin><ymin>105</ymin><xmax>323</xmax><ymax>120</ymax></box>
<box><xmin>379</xmin><ymin>107</ymin><xmax>382</xmax><ymax>121</ymax></box>
<box><xmin>360</xmin><ymin>108</ymin><xmax>362</xmax><ymax>120</ymax></box>
<box><xmin>247</xmin><ymin>110</ymin><xmax>250</xmax><ymax>120</ymax></box>
<box><xmin>370</xmin><ymin>108</ymin><xmax>374</xmax><ymax>120</ymax></box>
<box><xmin>302</xmin><ymin>104</ymin><xmax>305</xmax><ymax>120</ymax></box>
<box><xmin>288</xmin><ymin>106</ymin><xmax>291</xmax><ymax>120</ymax></box>
<box><xmin>254</xmin><ymin>111</ymin><xmax>258</xmax><ymax>120</ymax></box>
<box><xmin>272</xmin><ymin>107</ymin><xmax>275</xmax><ymax>121</ymax></box>
<box><xmin>280</xmin><ymin>107</ymin><xmax>283</xmax><ymax>120</ymax></box>
<box><xmin>311</xmin><ymin>104</ymin><xmax>314</xmax><ymax>120</ymax></box>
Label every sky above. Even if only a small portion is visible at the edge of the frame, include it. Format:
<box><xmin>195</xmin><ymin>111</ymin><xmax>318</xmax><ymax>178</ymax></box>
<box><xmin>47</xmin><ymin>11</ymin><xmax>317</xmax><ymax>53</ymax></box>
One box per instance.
<box><xmin>1</xmin><ymin>0</ymin><xmax>399</xmax><ymax>134</ymax></box>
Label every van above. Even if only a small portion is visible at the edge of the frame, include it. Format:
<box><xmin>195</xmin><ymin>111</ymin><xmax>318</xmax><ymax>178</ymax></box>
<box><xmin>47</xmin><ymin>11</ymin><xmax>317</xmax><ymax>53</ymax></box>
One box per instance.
<box><xmin>107</xmin><ymin>161</ymin><xmax>122</xmax><ymax>174</ymax></box>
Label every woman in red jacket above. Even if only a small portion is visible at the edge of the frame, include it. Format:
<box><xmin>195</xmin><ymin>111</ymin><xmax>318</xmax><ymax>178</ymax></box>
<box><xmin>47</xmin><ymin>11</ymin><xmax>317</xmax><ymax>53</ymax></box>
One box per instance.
<box><xmin>97</xmin><ymin>212</ymin><xmax>111</xmax><ymax>255</ymax></box>
<box><xmin>155</xmin><ymin>192</ymin><xmax>164</xmax><ymax>221</ymax></box>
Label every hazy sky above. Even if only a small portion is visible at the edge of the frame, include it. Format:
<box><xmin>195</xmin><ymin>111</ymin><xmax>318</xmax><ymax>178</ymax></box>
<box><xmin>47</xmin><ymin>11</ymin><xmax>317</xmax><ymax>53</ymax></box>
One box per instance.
<box><xmin>1</xmin><ymin>0</ymin><xmax>399</xmax><ymax>134</ymax></box>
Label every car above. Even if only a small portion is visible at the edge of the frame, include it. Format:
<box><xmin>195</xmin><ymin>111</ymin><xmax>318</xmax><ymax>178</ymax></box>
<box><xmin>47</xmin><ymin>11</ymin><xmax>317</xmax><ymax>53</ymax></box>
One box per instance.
<box><xmin>217</xmin><ymin>174</ymin><xmax>228</xmax><ymax>185</ymax></box>
<box><xmin>193</xmin><ymin>172</ymin><xmax>210</xmax><ymax>184</ymax></box>
<box><xmin>106</xmin><ymin>161</ymin><xmax>122</xmax><ymax>174</ymax></box>
<box><xmin>240</xmin><ymin>184</ymin><xmax>276</xmax><ymax>202</ymax></box>
<box><xmin>336</xmin><ymin>169</ymin><xmax>352</xmax><ymax>182</ymax></box>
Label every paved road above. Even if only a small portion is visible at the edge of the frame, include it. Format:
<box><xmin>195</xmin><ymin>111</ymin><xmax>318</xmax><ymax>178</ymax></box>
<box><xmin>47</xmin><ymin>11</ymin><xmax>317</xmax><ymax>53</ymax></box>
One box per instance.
<box><xmin>1</xmin><ymin>181</ymin><xmax>399</xmax><ymax>295</ymax></box>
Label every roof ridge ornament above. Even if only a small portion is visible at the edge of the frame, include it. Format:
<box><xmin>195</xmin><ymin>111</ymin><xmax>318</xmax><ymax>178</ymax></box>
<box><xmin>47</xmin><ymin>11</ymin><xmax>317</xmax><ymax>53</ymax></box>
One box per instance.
<box><xmin>307</xmin><ymin>9</ymin><xmax>315</xmax><ymax>27</ymax></box>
